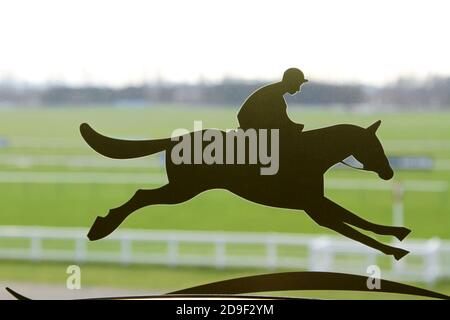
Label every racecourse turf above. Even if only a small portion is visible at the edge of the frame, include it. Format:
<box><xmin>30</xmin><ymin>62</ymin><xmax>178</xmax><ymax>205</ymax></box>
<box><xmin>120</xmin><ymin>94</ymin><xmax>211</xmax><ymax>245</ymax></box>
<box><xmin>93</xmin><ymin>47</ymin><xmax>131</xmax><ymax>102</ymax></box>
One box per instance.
<box><xmin>0</xmin><ymin>105</ymin><xmax>449</xmax><ymax>297</ymax></box>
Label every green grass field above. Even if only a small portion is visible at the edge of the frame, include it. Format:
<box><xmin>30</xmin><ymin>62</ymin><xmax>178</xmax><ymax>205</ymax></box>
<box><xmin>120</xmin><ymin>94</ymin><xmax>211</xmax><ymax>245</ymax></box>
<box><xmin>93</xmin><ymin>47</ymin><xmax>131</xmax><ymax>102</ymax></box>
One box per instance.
<box><xmin>0</xmin><ymin>106</ymin><xmax>449</xmax><ymax>236</ymax></box>
<box><xmin>0</xmin><ymin>105</ymin><xmax>449</xmax><ymax>298</ymax></box>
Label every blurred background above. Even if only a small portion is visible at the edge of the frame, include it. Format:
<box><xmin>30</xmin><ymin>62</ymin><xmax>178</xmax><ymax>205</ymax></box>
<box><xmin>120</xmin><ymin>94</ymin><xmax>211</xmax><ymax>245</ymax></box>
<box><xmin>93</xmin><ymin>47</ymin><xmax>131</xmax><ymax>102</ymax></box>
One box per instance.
<box><xmin>0</xmin><ymin>0</ymin><xmax>449</xmax><ymax>299</ymax></box>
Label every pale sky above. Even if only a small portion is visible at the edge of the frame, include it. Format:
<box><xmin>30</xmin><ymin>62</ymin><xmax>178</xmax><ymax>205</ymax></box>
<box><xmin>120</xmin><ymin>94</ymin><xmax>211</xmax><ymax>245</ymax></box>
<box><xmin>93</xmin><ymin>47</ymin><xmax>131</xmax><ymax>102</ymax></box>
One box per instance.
<box><xmin>0</xmin><ymin>0</ymin><xmax>449</xmax><ymax>86</ymax></box>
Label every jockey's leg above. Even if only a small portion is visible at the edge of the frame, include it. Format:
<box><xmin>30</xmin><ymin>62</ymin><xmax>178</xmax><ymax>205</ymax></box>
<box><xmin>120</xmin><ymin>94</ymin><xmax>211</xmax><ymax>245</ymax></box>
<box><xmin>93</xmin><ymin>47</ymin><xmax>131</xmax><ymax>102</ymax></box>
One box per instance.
<box><xmin>305</xmin><ymin>200</ymin><xmax>409</xmax><ymax>260</ymax></box>
<box><xmin>320</xmin><ymin>197</ymin><xmax>411</xmax><ymax>241</ymax></box>
<box><xmin>87</xmin><ymin>183</ymin><xmax>202</xmax><ymax>241</ymax></box>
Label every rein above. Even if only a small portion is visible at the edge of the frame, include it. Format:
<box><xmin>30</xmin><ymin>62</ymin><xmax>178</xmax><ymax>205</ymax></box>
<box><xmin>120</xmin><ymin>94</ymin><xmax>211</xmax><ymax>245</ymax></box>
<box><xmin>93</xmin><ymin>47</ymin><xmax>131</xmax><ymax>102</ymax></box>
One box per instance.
<box><xmin>339</xmin><ymin>159</ymin><xmax>370</xmax><ymax>172</ymax></box>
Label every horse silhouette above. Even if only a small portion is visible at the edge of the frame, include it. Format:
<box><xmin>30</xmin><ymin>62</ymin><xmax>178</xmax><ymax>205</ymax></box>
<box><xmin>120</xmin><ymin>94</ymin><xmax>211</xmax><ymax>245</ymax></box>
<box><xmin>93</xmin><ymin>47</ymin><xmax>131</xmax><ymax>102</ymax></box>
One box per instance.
<box><xmin>80</xmin><ymin>120</ymin><xmax>411</xmax><ymax>260</ymax></box>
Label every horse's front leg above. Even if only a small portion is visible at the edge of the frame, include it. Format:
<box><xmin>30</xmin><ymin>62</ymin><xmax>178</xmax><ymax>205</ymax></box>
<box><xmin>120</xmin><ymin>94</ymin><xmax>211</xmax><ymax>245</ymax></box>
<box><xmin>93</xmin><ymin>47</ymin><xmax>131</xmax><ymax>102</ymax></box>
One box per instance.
<box><xmin>305</xmin><ymin>198</ymin><xmax>409</xmax><ymax>260</ymax></box>
<box><xmin>320</xmin><ymin>197</ymin><xmax>411</xmax><ymax>241</ymax></box>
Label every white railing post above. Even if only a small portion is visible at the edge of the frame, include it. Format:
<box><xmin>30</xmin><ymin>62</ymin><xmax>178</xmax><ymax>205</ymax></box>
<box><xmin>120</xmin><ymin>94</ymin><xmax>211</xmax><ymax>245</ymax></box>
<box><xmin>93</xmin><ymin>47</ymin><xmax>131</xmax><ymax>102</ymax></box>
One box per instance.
<box><xmin>366</xmin><ymin>252</ymin><xmax>377</xmax><ymax>269</ymax></box>
<box><xmin>266</xmin><ymin>237</ymin><xmax>277</xmax><ymax>270</ymax></box>
<box><xmin>425</xmin><ymin>238</ymin><xmax>441</xmax><ymax>285</ymax></box>
<box><xmin>75</xmin><ymin>238</ymin><xmax>86</xmax><ymax>262</ymax></box>
<box><xmin>30</xmin><ymin>236</ymin><xmax>42</xmax><ymax>261</ymax></box>
<box><xmin>120</xmin><ymin>238</ymin><xmax>132</xmax><ymax>265</ymax></box>
<box><xmin>308</xmin><ymin>236</ymin><xmax>332</xmax><ymax>271</ymax></box>
<box><xmin>167</xmin><ymin>236</ymin><xmax>178</xmax><ymax>267</ymax></box>
<box><xmin>215</xmin><ymin>240</ymin><xmax>226</xmax><ymax>269</ymax></box>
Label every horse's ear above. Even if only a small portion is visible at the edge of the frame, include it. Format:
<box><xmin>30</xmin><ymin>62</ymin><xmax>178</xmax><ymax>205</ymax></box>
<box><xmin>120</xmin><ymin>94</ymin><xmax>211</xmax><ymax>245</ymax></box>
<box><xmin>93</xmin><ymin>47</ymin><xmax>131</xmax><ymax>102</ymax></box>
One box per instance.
<box><xmin>367</xmin><ymin>120</ymin><xmax>381</xmax><ymax>134</ymax></box>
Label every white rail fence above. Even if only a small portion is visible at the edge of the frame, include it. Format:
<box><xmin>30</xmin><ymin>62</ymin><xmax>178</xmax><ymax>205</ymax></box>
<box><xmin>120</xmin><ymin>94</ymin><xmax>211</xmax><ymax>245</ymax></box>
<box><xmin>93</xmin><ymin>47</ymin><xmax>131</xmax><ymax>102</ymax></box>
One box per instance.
<box><xmin>0</xmin><ymin>226</ymin><xmax>449</xmax><ymax>284</ymax></box>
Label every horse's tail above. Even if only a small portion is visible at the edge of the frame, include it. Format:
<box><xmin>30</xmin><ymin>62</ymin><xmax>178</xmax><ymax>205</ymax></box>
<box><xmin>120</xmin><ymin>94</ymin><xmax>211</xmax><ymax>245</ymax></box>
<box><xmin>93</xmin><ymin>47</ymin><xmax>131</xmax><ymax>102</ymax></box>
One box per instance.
<box><xmin>80</xmin><ymin>123</ymin><xmax>171</xmax><ymax>159</ymax></box>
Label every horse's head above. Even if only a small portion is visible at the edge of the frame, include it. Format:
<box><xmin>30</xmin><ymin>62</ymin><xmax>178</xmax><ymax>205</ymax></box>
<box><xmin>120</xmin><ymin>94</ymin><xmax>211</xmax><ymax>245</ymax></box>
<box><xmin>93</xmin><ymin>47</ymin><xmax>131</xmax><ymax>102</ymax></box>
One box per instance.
<box><xmin>352</xmin><ymin>120</ymin><xmax>393</xmax><ymax>180</ymax></box>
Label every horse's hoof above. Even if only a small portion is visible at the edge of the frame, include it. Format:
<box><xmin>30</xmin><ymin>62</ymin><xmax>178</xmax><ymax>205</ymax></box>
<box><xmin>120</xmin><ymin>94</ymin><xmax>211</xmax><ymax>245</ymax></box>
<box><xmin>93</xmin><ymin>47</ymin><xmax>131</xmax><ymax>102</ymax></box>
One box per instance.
<box><xmin>87</xmin><ymin>216</ymin><xmax>112</xmax><ymax>241</ymax></box>
<box><xmin>393</xmin><ymin>248</ymin><xmax>409</xmax><ymax>261</ymax></box>
<box><xmin>396</xmin><ymin>227</ymin><xmax>411</xmax><ymax>241</ymax></box>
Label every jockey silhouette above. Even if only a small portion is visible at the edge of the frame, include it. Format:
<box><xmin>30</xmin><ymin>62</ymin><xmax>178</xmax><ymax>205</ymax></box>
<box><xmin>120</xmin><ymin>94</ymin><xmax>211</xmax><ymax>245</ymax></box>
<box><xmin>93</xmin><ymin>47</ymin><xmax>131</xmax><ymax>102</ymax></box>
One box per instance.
<box><xmin>237</xmin><ymin>68</ymin><xmax>308</xmax><ymax>132</ymax></box>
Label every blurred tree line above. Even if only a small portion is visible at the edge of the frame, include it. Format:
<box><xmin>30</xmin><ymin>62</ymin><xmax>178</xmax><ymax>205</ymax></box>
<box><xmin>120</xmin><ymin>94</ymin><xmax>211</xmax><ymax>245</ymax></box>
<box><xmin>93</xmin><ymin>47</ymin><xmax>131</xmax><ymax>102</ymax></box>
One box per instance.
<box><xmin>0</xmin><ymin>76</ymin><xmax>449</xmax><ymax>109</ymax></box>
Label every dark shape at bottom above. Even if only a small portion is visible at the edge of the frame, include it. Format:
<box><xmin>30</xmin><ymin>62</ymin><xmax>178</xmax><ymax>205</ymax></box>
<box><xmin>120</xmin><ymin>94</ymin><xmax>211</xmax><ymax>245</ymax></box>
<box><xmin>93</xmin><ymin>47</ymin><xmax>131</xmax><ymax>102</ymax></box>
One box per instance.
<box><xmin>5</xmin><ymin>287</ymin><xmax>29</xmax><ymax>300</ymax></box>
<box><xmin>6</xmin><ymin>271</ymin><xmax>448</xmax><ymax>300</ymax></box>
<box><xmin>169</xmin><ymin>271</ymin><xmax>449</xmax><ymax>299</ymax></box>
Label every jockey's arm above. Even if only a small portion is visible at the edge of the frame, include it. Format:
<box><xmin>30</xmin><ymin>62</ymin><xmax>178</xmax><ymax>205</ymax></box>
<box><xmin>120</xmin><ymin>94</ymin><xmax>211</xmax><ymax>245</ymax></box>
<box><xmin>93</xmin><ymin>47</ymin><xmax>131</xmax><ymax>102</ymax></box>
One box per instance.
<box><xmin>279</xmin><ymin>104</ymin><xmax>304</xmax><ymax>132</ymax></box>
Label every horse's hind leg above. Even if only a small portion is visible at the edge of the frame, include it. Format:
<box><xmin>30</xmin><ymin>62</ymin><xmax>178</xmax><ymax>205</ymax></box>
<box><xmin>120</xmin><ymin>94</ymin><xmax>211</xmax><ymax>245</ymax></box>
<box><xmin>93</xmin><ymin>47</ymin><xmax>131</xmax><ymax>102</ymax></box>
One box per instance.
<box><xmin>88</xmin><ymin>183</ymin><xmax>201</xmax><ymax>241</ymax></box>
<box><xmin>321</xmin><ymin>197</ymin><xmax>411</xmax><ymax>241</ymax></box>
<box><xmin>305</xmin><ymin>201</ymin><xmax>409</xmax><ymax>260</ymax></box>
